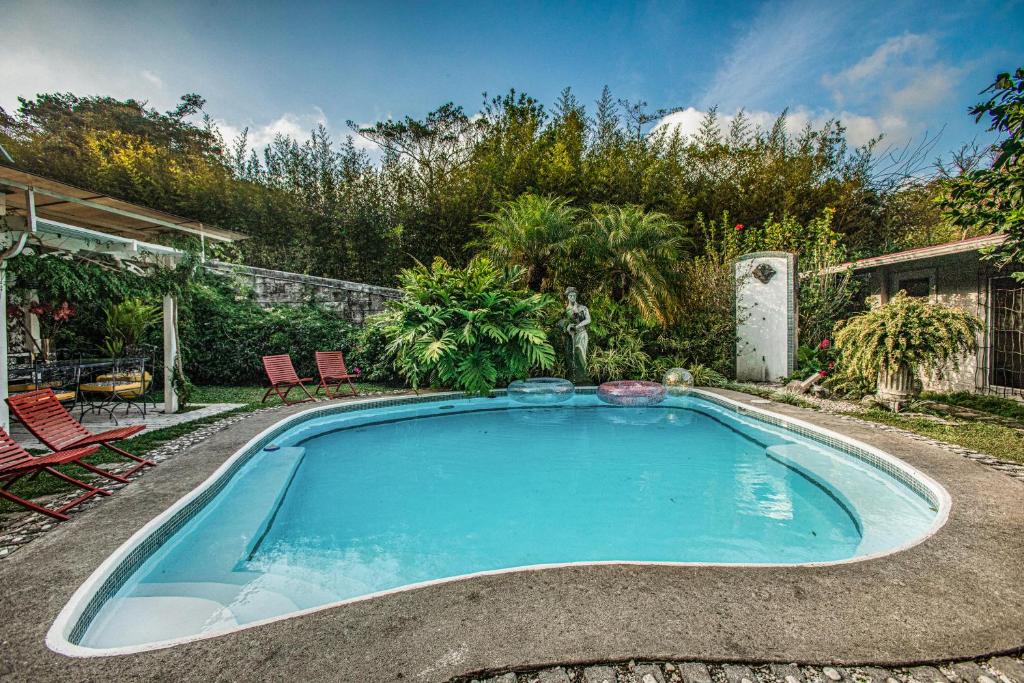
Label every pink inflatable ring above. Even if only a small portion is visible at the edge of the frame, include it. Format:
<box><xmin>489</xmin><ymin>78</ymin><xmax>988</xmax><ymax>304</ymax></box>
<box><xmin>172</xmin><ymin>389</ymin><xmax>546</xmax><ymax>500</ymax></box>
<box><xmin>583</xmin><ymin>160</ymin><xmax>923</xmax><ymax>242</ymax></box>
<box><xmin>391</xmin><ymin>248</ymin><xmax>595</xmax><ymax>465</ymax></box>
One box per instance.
<box><xmin>596</xmin><ymin>380</ymin><xmax>667</xmax><ymax>406</ymax></box>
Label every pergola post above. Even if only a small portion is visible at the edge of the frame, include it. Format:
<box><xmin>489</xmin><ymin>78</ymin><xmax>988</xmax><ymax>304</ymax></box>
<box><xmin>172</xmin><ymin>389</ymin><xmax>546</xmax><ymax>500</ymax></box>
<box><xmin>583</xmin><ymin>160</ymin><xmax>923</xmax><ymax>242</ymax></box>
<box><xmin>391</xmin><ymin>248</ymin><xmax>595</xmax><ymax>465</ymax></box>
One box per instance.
<box><xmin>163</xmin><ymin>294</ymin><xmax>179</xmax><ymax>414</ymax></box>
<box><xmin>0</xmin><ymin>265</ymin><xmax>9</xmax><ymax>431</ymax></box>
<box><xmin>24</xmin><ymin>289</ymin><xmax>41</xmax><ymax>358</ymax></box>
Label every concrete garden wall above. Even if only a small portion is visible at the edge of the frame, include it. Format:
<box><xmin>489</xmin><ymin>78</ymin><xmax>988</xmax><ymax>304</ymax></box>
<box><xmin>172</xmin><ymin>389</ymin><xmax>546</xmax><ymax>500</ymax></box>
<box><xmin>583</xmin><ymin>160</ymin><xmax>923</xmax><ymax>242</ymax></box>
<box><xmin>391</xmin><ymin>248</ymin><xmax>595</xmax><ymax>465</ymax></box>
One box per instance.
<box><xmin>205</xmin><ymin>261</ymin><xmax>401</xmax><ymax>324</ymax></box>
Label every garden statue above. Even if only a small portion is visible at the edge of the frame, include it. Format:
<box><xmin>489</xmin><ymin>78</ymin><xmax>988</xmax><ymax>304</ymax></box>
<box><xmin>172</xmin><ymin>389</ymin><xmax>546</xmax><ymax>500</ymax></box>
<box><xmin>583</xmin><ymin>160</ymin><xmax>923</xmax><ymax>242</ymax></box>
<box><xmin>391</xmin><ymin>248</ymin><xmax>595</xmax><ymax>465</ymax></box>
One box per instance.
<box><xmin>558</xmin><ymin>287</ymin><xmax>591</xmax><ymax>382</ymax></box>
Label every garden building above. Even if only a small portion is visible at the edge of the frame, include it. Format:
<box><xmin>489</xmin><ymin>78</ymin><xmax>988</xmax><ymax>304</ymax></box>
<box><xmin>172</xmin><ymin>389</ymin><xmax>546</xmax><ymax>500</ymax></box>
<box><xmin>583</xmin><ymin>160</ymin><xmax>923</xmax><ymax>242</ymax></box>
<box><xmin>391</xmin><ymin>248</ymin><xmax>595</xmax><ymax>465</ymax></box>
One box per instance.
<box><xmin>834</xmin><ymin>234</ymin><xmax>1023</xmax><ymax>398</ymax></box>
<box><xmin>0</xmin><ymin>163</ymin><xmax>246</xmax><ymax>429</ymax></box>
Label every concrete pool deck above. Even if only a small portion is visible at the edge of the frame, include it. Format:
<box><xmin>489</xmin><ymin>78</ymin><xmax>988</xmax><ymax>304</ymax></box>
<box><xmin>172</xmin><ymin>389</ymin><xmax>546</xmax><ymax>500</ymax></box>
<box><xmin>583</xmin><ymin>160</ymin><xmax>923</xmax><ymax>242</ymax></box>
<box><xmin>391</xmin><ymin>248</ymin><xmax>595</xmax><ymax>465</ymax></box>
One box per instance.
<box><xmin>0</xmin><ymin>388</ymin><xmax>1022</xmax><ymax>681</ymax></box>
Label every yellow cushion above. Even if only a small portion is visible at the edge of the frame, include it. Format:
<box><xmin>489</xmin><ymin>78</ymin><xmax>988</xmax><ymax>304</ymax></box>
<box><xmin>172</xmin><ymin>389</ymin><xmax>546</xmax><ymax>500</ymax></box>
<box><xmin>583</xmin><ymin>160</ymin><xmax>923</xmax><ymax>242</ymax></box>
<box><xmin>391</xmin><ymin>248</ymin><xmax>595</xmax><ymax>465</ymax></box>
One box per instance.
<box><xmin>80</xmin><ymin>381</ymin><xmax>146</xmax><ymax>398</ymax></box>
<box><xmin>97</xmin><ymin>371</ymin><xmax>151</xmax><ymax>383</ymax></box>
<box><xmin>8</xmin><ymin>381</ymin><xmax>61</xmax><ymax>392</ymax></box>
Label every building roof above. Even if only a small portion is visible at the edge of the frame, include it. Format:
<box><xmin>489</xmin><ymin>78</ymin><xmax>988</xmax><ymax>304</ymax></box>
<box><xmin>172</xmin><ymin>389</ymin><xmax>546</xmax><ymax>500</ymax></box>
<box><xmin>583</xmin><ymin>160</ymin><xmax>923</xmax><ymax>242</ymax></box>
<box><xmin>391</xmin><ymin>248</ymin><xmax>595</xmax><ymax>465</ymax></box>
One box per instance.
<box><xmin>0</xmin><ymin>163</ymin><xmax>246</xmax><ymax>243</ymax></box>
<box><xmin>825</xmin><ymin>233</ymin><xmax>1008</xmax><ymax>273</ymax></box>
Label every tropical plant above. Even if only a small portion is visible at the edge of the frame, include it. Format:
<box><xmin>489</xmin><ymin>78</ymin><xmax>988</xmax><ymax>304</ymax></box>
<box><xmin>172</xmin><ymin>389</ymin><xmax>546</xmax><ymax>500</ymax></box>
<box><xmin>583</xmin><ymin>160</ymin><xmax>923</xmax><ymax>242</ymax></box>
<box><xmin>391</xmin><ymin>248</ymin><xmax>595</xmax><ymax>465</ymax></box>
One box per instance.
<box><xmin>832</xmin><ymin>292</ymin><xmax>982</xmax><ymax>381</ymax></box>
<box><xmin>576</xmin><ymin>204</ymin><xmax>687</xmax><ymax>326</ymax></box>
<box><xmin>382</xmin><ymin>257</ymin><xmax>556</xmax><ymax>395</ymax></box>
<box><xmin>940</xmin><ymin>68</ymin><xmax>1024</xmax><ymax>280</ymax></box>
<box><xmin>100</xmin><ymin>298</ymin><xmax>161</xmax><ymax>357</ymax></box>
<box><xmin>685</xmin><ymin>363</ymin><xmax>728</xmax><ymax>387</ymax></box>
<box><xmin>476</xmin><ymin>193</ymin><xmax>579</xmax><ymax>291</ymax></box>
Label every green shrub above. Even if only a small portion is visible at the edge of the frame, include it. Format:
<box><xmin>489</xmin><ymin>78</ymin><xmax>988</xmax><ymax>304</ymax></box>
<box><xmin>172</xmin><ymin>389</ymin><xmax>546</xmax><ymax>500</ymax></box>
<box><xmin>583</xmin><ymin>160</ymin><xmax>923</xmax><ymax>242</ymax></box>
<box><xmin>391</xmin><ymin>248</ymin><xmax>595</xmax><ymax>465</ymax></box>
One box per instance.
<box><xmin>833</xmin><ymin>292</ymin><xmax>982</xmax><ymax>380</ymax></box>
<box><xmin>382</xmin><ymin>257</ymin><xmax>556</xmax><ymax>394</ymax></box>
<box><xmin>178</xmin><ymin>273</ymin><xmax>393</xmax><ymax>385</ymax></box>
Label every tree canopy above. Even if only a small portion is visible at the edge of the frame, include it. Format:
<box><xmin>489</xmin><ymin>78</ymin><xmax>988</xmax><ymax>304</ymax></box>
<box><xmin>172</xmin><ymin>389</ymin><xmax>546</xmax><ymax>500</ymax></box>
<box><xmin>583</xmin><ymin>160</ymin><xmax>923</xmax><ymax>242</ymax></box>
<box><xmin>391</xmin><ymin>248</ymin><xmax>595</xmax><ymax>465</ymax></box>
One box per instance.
<box><xmin>0</xmin><ymin>86</ymin><xmax>967</xmax><ymax>288</ymax></box>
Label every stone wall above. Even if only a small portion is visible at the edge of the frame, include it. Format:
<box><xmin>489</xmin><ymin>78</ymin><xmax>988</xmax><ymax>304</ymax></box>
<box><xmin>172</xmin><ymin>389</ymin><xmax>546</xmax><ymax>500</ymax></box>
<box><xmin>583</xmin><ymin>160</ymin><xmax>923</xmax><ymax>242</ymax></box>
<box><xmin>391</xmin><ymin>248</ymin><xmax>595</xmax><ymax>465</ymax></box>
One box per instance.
<box><xmin>205</xmin><ymin>261</ymin><xmax>401</xmax><ymax>324</ymax></box>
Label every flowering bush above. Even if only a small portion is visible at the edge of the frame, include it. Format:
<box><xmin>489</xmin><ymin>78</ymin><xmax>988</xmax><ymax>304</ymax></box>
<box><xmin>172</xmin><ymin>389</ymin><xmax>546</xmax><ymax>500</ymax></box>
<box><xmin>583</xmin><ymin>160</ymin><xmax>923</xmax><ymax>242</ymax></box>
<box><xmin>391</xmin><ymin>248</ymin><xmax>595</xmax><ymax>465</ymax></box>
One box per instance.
<box><xmin>795</xmin><ymin>338</ymin><xmax>835</xmax><ymax>379</ymax></box>
<box><xmin>833</xmin><ymin>292</ymin><xmax>982</xmax><ymax>379</ymax></box>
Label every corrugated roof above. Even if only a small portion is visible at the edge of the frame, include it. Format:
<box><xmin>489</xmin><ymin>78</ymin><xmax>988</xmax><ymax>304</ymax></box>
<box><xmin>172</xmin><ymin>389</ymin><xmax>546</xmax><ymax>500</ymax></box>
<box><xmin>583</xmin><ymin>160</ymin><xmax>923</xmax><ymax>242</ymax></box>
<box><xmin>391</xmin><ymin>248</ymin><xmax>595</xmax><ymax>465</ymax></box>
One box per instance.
<box><xmin>0</xmin><ymin>163</ymin><xmax>246</xmax><ymax>243</ymax></box>
<box><xmin>824</xmin><ymin>233</ymin><xmax>1007</xmax><ymax>273</ymax></box>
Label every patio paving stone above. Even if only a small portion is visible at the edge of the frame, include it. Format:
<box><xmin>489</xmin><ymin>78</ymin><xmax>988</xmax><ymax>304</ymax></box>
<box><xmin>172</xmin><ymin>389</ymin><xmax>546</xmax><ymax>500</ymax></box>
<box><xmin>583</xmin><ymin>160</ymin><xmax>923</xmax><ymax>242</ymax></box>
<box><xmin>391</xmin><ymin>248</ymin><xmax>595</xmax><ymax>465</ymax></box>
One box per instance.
<box><xmin>909</xmin><ymin>667</ymin><xmax>950</xmax><ymax>683</ymax></box>
<box><xmin>584</xmin><ymin>665</ymin><xmax>620</xmax><ymax>683</ymax></box>
<box><xmin>677</xmin><ymin>662</ymin><xmax>714</xmax><ymax>683</ymax></box>
<box><xmin>723</xmin><ymin>664</ymin><xmax>757</xmax><ymax>683</ymax></box>
<box><xmin>989</xmin><ymin>657</ymin><xmax>1024</xmax><ymax>683</ymax></box>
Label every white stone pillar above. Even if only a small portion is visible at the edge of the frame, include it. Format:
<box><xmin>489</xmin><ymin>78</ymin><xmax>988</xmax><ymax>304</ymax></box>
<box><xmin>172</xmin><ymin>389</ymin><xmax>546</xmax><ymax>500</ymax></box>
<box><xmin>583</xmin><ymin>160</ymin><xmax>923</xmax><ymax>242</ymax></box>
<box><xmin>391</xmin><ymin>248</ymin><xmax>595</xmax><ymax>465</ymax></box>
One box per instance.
<box><xmin>163</xmin><ymin>294</ymin><xmax>179</xmax><ymax>414</ymax></box>
<box><xmin>735</xmin><ymin>251</ymin><xmax>798</xmax><ymax>382</ymax></box>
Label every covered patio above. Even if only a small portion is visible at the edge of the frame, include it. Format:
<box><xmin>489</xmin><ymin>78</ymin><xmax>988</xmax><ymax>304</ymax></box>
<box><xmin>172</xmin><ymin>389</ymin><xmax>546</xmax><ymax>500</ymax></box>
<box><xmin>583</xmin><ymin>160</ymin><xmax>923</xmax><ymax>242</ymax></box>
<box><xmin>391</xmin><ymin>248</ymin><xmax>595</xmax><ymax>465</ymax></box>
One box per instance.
<box><xmin>0</xmin><ymin>163</ymin><xmax>246</xmax><ymax>431</ymax></box>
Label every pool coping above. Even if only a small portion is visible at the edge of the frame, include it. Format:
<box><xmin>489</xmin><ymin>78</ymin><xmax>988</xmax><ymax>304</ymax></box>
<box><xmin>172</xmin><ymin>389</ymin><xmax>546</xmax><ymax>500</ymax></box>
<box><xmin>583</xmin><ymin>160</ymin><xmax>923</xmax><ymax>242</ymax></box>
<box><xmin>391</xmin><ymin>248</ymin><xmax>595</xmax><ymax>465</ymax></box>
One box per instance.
<box><xmin>46</xmin><ymin>388</ymin><xmax>951</xmax><ymax>657</ymax></box>
<box><xmin>1</xmin><ymin>387</ymin><xmax>1022</xmax><ymax>679</ymax></box>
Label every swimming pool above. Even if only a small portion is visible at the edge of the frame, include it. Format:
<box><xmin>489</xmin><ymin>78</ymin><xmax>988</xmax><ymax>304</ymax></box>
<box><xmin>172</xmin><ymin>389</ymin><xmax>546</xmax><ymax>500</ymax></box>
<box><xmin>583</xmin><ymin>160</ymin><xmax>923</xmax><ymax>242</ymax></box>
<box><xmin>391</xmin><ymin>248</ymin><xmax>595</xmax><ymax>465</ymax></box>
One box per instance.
<box><xmin>49</xmin><ymin>390</ymin><xmax>948</xmax><ymax>655</ymax></box>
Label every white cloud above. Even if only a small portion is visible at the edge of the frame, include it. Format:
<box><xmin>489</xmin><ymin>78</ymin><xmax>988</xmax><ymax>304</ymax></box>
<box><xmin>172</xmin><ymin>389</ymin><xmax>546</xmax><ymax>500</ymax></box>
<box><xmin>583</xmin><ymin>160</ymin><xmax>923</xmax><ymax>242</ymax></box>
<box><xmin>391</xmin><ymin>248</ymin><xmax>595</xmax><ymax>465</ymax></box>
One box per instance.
<box><xmin>217</xmin><ymin>109</ymin><xmax>380</xmax><ymax>155</ymax></box>
<box><xmin>699</xmin><ymin>0</ymin><xmax>854</xmax><ymax>111</ymax></box>
<box><xmin>140</xmin><ymin>70</ymin><xmax>163</xmax><ymax>89</ymax></box>
<box><xmin>654</xmin><ymin>106</ymin><xmax>889</xmax><ymax>148</ymax></box>
<box><xmin>0</xmin><ymin>45</ymin><xmax>177</xmax><ymax>114</ymax></box>
<box><xmin>823</xmin><ymin>33</ymin><xmax>935</xmax><ymax>98</ymax></box>
<box><xmin>821</xmin><ymin>31</ymin><xmax>964</xmax><ymax>142</ymax></box>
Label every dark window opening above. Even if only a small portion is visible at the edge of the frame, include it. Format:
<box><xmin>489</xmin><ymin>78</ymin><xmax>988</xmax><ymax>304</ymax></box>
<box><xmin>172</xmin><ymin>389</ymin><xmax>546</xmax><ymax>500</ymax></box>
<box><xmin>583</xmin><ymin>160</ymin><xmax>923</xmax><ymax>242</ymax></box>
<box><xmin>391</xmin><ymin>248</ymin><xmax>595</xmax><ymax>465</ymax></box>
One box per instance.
<box><xmin>898</xmin><ymin>277</ymin><xmax>931</xmax><ymax>298</ymax></box>
<box><xmin>991</xmin><ymin>277</ymin><xmax>1024</xmax><ymax>390</ymax></box>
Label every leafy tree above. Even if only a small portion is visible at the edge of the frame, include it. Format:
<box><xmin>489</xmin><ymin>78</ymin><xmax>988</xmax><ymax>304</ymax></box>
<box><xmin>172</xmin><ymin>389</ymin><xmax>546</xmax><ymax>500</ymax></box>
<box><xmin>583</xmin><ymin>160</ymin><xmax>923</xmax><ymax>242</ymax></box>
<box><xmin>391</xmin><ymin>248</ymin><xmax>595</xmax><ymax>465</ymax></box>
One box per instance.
<box><xmin>575</xmin><ymin>204</ymin><xmax>688</xmax><ymax>326</ymax></box>
<box><xmin>940</xmin><ymin>68</ymin><xmax>1024</xmax><ymax>279</ymax></box>
<box><xmin>382</xmin><ymin>257</ymin><xmax>555</xmax><ymax>394</ymax></box>
<box><xmin>476</xmin><ymin>193</ymin><xmax>578</xmax><ymax>292</ymax></box>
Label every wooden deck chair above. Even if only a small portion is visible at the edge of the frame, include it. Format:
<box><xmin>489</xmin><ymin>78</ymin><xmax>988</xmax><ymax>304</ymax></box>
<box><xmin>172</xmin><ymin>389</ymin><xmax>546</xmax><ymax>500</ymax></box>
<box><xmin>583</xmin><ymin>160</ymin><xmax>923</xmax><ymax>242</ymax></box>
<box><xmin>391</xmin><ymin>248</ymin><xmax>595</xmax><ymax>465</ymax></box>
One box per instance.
<box><xmin>315</xmin><ymin>351</ymin><xmax>361</xmax><ymax>398</ymax></box>
<box><xmin>6</xmin><ymin>389</ymin><xmax>153</xmax><ymax>482</ymax></box>
<box><xmin>0</xmin><ymin>427</ymin><xmax>113</xmax><ymax>521</ymax></box>
<box><xmin>261</xmin><ymin>355</ymin><xmax>315</xmax><ymax>405</ymax></box>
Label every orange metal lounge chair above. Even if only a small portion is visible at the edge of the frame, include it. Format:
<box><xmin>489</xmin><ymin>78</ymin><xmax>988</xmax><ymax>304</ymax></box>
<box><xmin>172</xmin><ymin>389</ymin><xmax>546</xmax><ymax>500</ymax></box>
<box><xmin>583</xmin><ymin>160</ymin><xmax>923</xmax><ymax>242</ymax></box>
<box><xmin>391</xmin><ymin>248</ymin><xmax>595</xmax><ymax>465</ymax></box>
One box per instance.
<box><xmin>261</xmin><ymin>354</ymin><xmax>316</xmax><ymax>405</ymax></box>
<box><xmin>315</xmin><ymin>351</ymin><xmax>361</xmax><ymax>398</ymax></box>
<box><xmin>0</xmin><ymin>427</ymin><xmax>113</xmax><ymax>521</ymax></box>
<box><xmin>6</xmin><ymin>389</ymin><xmax>154</xmax><ymax>482</ymax></box>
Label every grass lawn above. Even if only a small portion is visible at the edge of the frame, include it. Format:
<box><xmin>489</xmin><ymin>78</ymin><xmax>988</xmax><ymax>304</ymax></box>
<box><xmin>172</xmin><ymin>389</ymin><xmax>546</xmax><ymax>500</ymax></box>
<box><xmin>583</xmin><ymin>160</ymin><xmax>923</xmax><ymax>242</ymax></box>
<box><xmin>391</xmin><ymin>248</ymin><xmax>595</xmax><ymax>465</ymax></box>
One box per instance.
<box><xmin>725</xmin><ymin>383</ymin><xmax>1024</xmax><ymax>465</ymax></box>
<box><xmin>847</xmin><ymin>408</ymin><xmax>1024</xmax><ymax>464</ymax></box>
<box><xmin>920</xmin><ymin>390</ymin><xmax>1024</xmax><ymax>422</ymax></box>
<box><xmin>0</xmin><ymin>382</ymin><xmax>399</xmax><ymax>516</ymax></box>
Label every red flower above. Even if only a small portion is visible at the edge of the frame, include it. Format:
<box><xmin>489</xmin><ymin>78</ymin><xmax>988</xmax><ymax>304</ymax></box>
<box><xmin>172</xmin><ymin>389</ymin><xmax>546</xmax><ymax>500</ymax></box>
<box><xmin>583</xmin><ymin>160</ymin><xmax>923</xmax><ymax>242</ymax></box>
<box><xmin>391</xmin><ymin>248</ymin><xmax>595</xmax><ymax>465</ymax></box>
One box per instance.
<box><xmin>29</xmin><ymin>301</ymin><xmax>49</xmax><ymax>317</ymax></box>
<box><xmin>735</xmin><ymin>223</ymin><xmax>744</xmax><ymax>231</ymax></box>
<box><xmin>52</xmin><ymin>301</ymin><xmax>76</xmax><ymax>323</ymax></box>
<box><xmin>818</xmin><ymin>338</ymin><xmax>831</xmax><ymax>350</ymax></box>
<box><xmin>6</xmin><ymin>304</ymin><xmax>21</xmax><ymax>320</ymax></box>
<box><xmin>818</xmin><ymin>370</ymin><xmax>828</xmax><ymax>377</ymax></box>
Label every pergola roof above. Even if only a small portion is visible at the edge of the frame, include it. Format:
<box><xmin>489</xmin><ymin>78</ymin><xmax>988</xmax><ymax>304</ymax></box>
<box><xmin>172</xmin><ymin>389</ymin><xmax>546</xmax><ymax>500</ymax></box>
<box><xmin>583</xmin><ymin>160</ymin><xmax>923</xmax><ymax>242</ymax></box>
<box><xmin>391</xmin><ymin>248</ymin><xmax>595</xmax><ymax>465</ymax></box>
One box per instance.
<box><xmin>822</xmin><ymin>233</ymin><xmax>1008</xmax><ymax>274</ymax></box>
<box><xmin>0</xmin><ymin>163</ymin><xmax>246</xmax><ymax>244</ymax></box>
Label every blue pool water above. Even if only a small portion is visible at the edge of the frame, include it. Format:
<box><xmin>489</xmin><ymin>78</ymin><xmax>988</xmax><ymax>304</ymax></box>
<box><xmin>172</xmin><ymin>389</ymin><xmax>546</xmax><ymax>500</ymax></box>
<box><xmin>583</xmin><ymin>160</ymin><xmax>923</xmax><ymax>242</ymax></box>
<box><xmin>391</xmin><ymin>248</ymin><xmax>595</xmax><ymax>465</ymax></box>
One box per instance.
<box><xmin>75</xmin><ymin>394</ymin><xmax>939</xmax><ymax>650</ymax></box>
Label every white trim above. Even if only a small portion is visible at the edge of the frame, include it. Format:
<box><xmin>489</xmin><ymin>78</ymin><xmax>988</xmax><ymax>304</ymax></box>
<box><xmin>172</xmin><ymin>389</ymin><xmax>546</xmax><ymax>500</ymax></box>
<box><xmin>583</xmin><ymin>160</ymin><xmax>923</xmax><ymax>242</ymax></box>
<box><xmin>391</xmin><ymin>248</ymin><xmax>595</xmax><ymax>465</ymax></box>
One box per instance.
<box><xmin>31</xmin><ymin>218</ymin><xmax>181</xmax><ymax>260</ymax></box>
<box><xmin>46</xmin><ymin>390</ymin><xmax>952</xmax><ymax>657</ymax></box>
<box><xmin>0</xmin><ymin>177</ymin><xmax>233</xmax><ymax>242</ymax></box>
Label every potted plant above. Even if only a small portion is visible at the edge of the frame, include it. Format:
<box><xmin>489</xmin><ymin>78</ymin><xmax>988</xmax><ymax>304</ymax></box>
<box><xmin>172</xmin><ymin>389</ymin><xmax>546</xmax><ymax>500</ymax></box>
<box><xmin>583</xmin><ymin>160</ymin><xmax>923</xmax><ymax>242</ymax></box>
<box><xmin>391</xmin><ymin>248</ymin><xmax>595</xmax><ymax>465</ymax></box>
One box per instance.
<box><xmin>25</xmin><ymin>301</ymin><xmax>76</xmax><ymax>360</ymax></box>
<box><xmin>833</xmin><ymin>292</ymin><xmax>982</xmax><ymax>410</ymax></box>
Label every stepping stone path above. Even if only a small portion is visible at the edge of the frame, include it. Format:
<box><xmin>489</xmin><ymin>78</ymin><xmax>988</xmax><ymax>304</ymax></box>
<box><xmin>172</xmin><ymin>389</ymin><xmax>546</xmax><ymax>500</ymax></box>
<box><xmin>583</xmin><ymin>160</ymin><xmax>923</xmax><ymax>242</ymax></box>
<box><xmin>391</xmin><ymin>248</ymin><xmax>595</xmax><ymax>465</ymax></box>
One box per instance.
<box><xmin>450</xmin><ymin>655</ymin><xmax>1024</xmax><ymax>683</ymax></box>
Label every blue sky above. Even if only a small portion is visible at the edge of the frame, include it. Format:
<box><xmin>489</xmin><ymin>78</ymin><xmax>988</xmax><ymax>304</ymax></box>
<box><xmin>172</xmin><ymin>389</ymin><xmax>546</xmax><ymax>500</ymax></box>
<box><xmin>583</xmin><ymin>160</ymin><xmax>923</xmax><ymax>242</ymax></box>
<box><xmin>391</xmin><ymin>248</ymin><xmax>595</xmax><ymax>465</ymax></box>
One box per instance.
<box><xmin>3</xmin><ymin>0</ymin><xmax>1022</xmax><ymax>159</ymax></box>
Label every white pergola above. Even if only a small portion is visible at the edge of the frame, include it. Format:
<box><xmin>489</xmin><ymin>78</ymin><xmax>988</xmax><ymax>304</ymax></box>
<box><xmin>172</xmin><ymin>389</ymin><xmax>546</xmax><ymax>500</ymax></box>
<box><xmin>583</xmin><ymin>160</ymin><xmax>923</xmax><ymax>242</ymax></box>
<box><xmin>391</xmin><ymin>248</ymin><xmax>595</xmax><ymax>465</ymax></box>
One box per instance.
<box><xmin>0</xmin><ymin>164</ymin><xmax>246</xmax><ymax>430</ymax></box>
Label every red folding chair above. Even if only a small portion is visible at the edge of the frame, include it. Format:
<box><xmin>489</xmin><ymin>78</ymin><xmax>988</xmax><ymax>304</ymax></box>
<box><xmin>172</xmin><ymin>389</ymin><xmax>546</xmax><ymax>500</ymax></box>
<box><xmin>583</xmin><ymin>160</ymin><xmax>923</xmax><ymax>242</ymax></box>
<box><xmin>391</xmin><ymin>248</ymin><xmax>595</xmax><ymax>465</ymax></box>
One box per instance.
<box><xmin>0</xmin><ymin>427</ymin><xmax>113</xmax><ymax>521</ymax></box>
<box><xmin>315</xmin><ymin>351</ymin><xmax>361</xmax><ymax>398</ymax></box>
<box><xmin>261</xmin><ymin>355</ymin><xmax>315</xmax><ymax>405</ymax></box>
<box><xmin>7</xmin><ymin>389</ymin><xmax>154</xmax><ymax>482</ymax></box>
